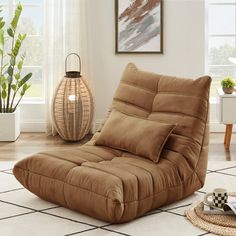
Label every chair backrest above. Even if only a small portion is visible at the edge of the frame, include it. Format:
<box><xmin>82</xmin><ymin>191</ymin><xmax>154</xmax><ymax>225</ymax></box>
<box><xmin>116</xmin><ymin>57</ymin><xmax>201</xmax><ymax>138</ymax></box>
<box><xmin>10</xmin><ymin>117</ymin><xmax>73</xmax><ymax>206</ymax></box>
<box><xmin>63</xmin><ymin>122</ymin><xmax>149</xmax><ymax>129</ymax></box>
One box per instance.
<box><xmin>110</xmin><ymin>63</ymin><xmax>211</xmax><ymax>184</ymax></box>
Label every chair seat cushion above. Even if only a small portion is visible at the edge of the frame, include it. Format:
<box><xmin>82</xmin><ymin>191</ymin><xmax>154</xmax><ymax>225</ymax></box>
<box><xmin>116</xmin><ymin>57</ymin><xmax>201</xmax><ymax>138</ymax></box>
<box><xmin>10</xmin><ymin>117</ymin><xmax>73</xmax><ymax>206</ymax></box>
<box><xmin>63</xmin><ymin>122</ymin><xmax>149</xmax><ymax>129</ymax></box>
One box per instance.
<box><xmin>13</xmin><ymin>142</ymin><xmax>191</xmax><ymax>223</ymax></box>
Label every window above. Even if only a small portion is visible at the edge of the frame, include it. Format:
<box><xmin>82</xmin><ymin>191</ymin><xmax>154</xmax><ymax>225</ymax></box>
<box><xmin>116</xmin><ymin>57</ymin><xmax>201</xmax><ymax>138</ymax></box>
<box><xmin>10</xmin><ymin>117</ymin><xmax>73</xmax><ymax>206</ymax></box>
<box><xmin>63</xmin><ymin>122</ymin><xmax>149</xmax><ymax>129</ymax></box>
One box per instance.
<box><xmin>206</xmin><ymin>0</ymin><xmax>236</xmax><ymax>99</ymax></box>
<box><xmin>2</xmin><ymin>0</ymin><xmax>44</xmax><ymax>100</ymax></box>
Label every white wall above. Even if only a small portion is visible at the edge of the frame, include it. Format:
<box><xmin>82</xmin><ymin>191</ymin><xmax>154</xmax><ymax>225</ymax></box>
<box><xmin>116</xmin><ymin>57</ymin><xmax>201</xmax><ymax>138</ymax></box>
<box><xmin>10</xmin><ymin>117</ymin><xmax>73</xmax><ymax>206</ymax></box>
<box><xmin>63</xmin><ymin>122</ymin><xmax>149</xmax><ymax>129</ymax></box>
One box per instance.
<box><xmin>20</xmin><ymin>103</ymin><xmax>46</xmax><ymax>132</ymax></box>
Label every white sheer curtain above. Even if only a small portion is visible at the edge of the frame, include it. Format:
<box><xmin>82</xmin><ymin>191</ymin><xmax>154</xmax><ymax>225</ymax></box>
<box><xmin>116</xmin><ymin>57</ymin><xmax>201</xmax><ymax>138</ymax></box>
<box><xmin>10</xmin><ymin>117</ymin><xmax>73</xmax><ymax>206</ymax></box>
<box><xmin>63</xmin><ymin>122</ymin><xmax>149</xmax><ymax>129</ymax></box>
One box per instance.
<box><xmin>44</xmin><ymin>0</ymin><xmax>92</xmax><ymax>135</ymax></box>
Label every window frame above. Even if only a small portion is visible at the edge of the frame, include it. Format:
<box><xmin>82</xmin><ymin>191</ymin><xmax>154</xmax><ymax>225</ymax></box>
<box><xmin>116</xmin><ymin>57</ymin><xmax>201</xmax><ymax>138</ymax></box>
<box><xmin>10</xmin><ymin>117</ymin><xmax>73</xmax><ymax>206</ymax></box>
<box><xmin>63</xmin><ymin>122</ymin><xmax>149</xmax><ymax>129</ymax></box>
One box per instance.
<box><xmin>206</xmin><ymin>0</ymin><xmax>236</xmax><ymax>103</ymax></box>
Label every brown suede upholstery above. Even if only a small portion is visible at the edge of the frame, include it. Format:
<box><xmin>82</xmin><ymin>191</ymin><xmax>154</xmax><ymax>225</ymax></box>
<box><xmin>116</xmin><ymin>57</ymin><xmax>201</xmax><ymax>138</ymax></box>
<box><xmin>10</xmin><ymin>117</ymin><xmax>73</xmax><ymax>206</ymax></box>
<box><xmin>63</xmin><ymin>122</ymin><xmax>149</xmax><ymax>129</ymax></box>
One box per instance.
<box><xmin>13</xmin><ymin>63</ymin><xmax>211</xmax><ymax>223</ymax></box>
<box><xmin>95</xmin><ymin>110</ymin><xmax>176</xmax><ymax>162</ymax></box>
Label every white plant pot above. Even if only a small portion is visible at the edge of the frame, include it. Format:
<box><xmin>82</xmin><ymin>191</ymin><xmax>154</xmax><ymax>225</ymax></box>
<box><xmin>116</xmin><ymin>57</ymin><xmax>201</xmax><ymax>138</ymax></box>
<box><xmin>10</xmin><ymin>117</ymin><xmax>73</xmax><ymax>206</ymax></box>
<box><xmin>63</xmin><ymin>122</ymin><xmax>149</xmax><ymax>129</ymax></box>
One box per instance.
<box><xmin>0</xmin><ymin>107</ymin><xmax>20</xmax><ymax>141</ymax></box>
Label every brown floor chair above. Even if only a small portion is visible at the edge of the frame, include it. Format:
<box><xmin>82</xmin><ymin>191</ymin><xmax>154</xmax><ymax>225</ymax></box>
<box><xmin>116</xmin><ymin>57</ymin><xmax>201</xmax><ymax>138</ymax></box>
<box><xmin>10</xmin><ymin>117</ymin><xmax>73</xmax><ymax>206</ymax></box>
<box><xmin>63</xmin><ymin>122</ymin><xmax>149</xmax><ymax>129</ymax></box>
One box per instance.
<box><xmin>13</xmin><ymin>63</ymin><xmax>211</xmax><ymax>223</ymax></box>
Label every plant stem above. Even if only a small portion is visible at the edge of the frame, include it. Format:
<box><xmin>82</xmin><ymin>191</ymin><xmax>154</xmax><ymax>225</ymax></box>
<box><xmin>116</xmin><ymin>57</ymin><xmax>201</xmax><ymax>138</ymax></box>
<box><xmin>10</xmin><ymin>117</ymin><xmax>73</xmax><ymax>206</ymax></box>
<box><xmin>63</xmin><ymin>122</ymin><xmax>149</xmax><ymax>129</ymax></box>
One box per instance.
<box><xmin>3</xmin><ymin>96</ymin><xmax>5</xmax><ymax>112</ymax></box>
<box><xmin>0</xmin><ymin>53</ymin><xmax>3</xmax><ymax>113</ymax></box>
<box><xmin>13</xmin><ymin>94</ymin><xmax>22</xmax><ymax>112</ymax></box>
<box><xmin>0</xmin><ymin>41</ymin><xmax>4</xmax><ymax>113</ymax></box>
<box><xmin>10</xmin><ymin>86</ymin><xmax>19</xmax><ymax>110</ymax></box>
<box><xmin>6</xmin><ymin>34</ymin><xmax>15</xmax><ymax>112</ymax></box>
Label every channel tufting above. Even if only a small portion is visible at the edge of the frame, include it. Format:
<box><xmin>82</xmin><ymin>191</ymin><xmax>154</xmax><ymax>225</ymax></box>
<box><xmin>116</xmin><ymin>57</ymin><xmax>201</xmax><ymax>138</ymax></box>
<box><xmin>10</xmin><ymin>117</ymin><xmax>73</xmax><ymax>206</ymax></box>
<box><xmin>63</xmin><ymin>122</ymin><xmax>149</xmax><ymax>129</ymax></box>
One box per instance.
<box><xmin>13</xmin><ymin>63</ymin><xmax>211</xmax><ymax>223</ymax></box>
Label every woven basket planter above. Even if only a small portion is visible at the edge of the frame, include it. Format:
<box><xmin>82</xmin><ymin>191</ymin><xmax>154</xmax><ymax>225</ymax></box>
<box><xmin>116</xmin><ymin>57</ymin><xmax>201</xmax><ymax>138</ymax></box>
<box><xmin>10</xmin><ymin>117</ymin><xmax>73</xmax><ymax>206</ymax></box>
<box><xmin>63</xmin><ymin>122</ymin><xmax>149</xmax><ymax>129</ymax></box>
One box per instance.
<box><xmin>52</xmin><ymin>53</ymin><xmax>94</xmax><ymax>141</ymax></box>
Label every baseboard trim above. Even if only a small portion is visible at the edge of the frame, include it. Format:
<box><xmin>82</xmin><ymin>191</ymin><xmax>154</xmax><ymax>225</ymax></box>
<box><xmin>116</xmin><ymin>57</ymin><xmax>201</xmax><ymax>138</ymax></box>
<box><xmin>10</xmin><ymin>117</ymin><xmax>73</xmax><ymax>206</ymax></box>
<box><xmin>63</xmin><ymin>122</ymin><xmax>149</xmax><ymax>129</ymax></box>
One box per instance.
<box><xmin>21</xmin><ymin>121</ymin><xmax>46</xmax><ymax>132</ymax></box>
<box><xmin>94</xmin><ymin>119</ymin><xmax>103</xmax><ymax>132</ymax></box>
<box><xmin>94</xmin><ymin>120</ymin><xmax>236</xmax><ymax>133</ymax></box>
<box><xmin>20</xmin><ymin>120</ymin><xmax>235</xmax><ymax>133</ymax></box>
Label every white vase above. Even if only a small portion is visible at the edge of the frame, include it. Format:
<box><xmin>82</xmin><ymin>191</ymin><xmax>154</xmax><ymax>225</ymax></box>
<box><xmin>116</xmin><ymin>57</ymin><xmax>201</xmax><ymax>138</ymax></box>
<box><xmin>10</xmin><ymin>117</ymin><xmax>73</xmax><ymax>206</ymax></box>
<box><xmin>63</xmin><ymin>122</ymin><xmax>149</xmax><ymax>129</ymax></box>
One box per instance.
<box><xmin>0</xmin><ymin>107</ymin><xmax>20</xmax><ymax>141</ymax></box>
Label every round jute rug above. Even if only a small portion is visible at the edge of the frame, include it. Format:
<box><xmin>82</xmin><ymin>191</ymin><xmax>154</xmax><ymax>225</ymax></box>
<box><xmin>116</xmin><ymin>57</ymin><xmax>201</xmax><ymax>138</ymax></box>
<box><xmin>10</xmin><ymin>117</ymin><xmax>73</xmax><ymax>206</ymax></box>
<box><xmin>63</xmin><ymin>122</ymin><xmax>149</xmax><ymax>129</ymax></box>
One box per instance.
<box><xmin>185</xmin><ymin>193</ymin><xmax>236</xmax><ymax>236</ymax></box>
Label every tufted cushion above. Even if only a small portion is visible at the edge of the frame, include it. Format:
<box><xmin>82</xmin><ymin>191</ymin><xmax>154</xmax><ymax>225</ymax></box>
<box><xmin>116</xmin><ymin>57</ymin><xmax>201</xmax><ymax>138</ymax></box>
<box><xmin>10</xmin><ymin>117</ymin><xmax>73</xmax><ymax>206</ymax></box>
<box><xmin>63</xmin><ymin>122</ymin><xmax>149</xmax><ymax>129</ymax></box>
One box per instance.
<box><xmin>13</xmin><ymin>63</ymin><xmax>211</xmax><ymax>223</ymax></box>
<box><xmin>95</xmin><ymin>110</ymin><xmax>176</xmax><ymax>162</ymax></box>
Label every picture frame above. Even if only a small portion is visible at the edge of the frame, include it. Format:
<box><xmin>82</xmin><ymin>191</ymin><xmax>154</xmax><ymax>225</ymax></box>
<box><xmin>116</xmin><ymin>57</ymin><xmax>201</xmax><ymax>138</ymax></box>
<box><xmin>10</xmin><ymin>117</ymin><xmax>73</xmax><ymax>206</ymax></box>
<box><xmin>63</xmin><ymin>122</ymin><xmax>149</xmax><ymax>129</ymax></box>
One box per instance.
<box><xmin>115</xmin><ymin>0</ymin><xmax>163</xmax><ymax>54</ymax></box>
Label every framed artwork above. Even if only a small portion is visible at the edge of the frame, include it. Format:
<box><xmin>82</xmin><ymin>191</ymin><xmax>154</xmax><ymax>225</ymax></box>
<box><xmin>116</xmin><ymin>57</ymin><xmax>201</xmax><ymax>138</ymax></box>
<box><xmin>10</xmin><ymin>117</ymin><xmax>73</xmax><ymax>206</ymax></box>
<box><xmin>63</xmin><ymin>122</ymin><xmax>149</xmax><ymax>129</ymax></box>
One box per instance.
<box><xmin>115</xmin><ymin>0</ymin><xmax>163</xmax><ymax>54</ymax></box>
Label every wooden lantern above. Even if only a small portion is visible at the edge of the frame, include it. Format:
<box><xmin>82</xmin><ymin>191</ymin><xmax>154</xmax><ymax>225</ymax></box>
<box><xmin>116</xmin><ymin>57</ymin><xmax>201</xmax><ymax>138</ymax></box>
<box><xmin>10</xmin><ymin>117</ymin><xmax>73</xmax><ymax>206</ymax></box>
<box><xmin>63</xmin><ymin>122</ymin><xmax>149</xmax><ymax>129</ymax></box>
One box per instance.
<box><xmin>52</xmin><ymin>53</ymin><xmax>94</xmax><ymax>141</ymax></box>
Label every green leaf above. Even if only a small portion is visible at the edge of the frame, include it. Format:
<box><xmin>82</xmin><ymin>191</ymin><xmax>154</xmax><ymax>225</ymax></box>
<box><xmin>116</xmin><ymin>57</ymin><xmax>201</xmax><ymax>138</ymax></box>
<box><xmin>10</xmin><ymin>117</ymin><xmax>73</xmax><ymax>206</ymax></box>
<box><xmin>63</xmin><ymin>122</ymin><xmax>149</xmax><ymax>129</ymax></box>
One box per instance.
<box><xmin>20</xmin><ymin>90</ymin><xmax>24</xmax><ymax>96</ymax></box>
<box><xmin>0</xmin><ymin>21</ymin><xmax>5</xmax><ymax>29</ymax></box>
<box><xmin>7</xmin><ymin>66</ymin><xmax>13</xmax><ymax>77</ymax></box>
<box><xmin>14</xmin><ymin>73</ymin><xmax>20</xmax><ymax>81</ymax></box>
<box><xmin>11</xmin><ymin>84</ymin><xmax>17</xmax><ymax>91</ymax></box>
<box><xmin>2</xmin><ymin>63</ymin><xmax>8</xmax><ymax>72</ymax></box>
<box><xmin>10</xmin><ymin>3</ymin><xmax>22</xmax><ymax>30</ymax></box>
<box><xmin>7</xmin><ymin>75</ymin><xmax>13</xmax><ymax>84</ymax></box>
<box><xmin>12</xmin><ymin>39</ymin><xmax>21</xmax><ymax>56</ymax></box>
<box><xmin>17</xmin><ymin>60</ymin><xmax>23</xmax><ymax>70</ymax></box>
<box><xmin>22</xmin><ymin>34</ymin><xmax>26</xmax><ymax>40</ymax></box>
<box><xmin>0</xmin><ymin>29</ymin><xmax>4</xmax><ymax>46</ymax></box>
<box><xmin>7</xmin><ymin>28</ymin><xmax>14</xmax><ymax>37</ymax></box>
<box><xmin>20</xmin><ymin>85</ymin><xmax>30</xmax><ymax>96</ymax></box>
<box><xmin>23</xmin><ymin>83</ymin><xmax>27</xmax><ymax>91</ymax></box>
<box><xmin>1</xmin><ymin>75</ymin><xmax>6</xmax><ymax>83</ymax></box>
<box><xmin>221</xmin><ymin>76</ymin><xmax>236</xmax><ymax>88</ymax></box>
<box><xmin>17</xmin><ymin>3</ymin><xmax>23</xmax><ymax>11</ymax></box>
<box><xmin>21</xmin><ymin>84</ymin><xmax>31</xmax><ymax>97</ymax></box>
<box><xmin>18</xmin><ymin>33</ymin><xmax>26</xmax><ymax>41</ymax></box>
<box><xmin>2</xmin><ymin>82</ymin><xmax>6</xmax><ymax>90</ymax></box>
<box><xmin>18</xmin><ymin>73</ymin><xmax>32</xmax><ymax>88</ymax></box>
<box><xmin>2</xmin><ymin>89</ymin><xmax>7</xmax><ymax>99</ymax></box>
<box><xmin>10</xmin><ymin>57</ymin><xmax>15</xmax><ymax>66</ymax></box>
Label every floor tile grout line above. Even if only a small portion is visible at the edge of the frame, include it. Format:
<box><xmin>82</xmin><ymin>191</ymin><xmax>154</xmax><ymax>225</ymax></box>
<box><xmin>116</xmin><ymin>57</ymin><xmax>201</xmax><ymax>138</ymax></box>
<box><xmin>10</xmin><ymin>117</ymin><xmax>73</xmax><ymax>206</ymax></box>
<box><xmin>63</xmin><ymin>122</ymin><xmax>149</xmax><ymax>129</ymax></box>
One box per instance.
<box><xmin>197</xmin><ymin>190</ymin><xmax>207</xmax><ymax>194</ymax></box>
<box><xmin>0</xmin><ymin>187</ymin><xmax>24</xmax><ymax>194</ymax></box>
<box><xmin>142</xmin><ymin>210</ymin><xmax>162</xmax><ymax>217</ymax></box>
<box><xmin>207</xmin><ymin>165</ymin><xmax>236</xmax><ymax>172</ymax></box>
<box><xmin>64</xmin><ymin>227</ymin><xmax>98</xmax><ymax>236</ymax></box>
<box><xmin>100</xmin><ymin>227</ymin><xmax>132</xmax><ymax>236</ymax></box>
<box><xmin>164</xmin><ymin>210</ymin><xmax>185</xmax><ymax>217</ymax></box>
<box><xmin>40</xmin><ymin>211</ymin><xmax>100</xmax><ymax>228</ymax></box>
<box><xmin>0</xmin><ymin>197</ymin><xmax>62</xmax><ymax>212</ymax></box>
<box><xmin>100</xmin><ymin>223</ymin><xmax>114</xmax><ymax>228</ymax></box>
<box><xmin>39</xmin><ymin>205</ymin><xmax>62</xmax><ymax>212</ymax></box>
<box><xmin>0</xmin><ymin>171</ymin><xmax>13</xmax><ymax>175</ymax></box>
<box><xmin>0</xmin><ymin>199</ymin><xmax>37</xmax><ymax>211</ymax></box>
<box><xmin>208</xmin><ymin>170</ymin><xmax>236</xmax><ymax>177</ymax></box>
<box><xmin>162</xmin><ymin>203</ymin><xmax>192</xmax><ymax>211</ymax></box>
<box><xmin>214</xmin><ymin>171</ymin><xmax>236</xmax><ymax>177</ymax></box>
<box><xmin>0</xmin><ymin>211</ymin><xmax>36</xmax><ymax>221</ymax></box>
<box><xmin>0</xmin><ymin>168</ymin><xmax>13</xmax><ymax>172</ymax></box>
<box><xmin>2</xmin><ymin>171</ymin><xmax>13</xmax><ymax>175</ymax></box>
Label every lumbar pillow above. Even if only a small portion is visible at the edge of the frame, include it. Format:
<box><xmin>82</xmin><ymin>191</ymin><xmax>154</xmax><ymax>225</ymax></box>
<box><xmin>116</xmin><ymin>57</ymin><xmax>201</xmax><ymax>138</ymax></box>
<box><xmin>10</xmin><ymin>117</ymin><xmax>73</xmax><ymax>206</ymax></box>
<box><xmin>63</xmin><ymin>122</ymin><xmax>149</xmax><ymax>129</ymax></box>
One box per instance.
<box><xmin>95</xmin><ymin>110</ymin><xmax>176</xmax><ymax>162</ymax></box>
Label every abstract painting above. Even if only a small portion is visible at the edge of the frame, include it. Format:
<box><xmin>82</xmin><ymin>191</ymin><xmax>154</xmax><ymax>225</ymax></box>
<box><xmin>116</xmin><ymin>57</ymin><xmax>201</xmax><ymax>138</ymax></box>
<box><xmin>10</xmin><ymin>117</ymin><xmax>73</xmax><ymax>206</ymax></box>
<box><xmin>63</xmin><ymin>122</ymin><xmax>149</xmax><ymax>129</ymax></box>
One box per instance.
<box><xmin>115</xmin><ymin>0</ymin><xmax>163</xmax><ymax>53</ymax></box>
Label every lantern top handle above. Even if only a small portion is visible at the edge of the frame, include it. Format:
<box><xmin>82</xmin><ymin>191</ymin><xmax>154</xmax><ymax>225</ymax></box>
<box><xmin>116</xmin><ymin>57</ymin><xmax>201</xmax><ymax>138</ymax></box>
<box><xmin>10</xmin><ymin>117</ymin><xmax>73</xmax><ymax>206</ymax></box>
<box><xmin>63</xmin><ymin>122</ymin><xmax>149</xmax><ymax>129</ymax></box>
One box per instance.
<box><xmin>65</xmin><ymin>53</ymin><xmax>82</xmax><ymax>78</ymax></box>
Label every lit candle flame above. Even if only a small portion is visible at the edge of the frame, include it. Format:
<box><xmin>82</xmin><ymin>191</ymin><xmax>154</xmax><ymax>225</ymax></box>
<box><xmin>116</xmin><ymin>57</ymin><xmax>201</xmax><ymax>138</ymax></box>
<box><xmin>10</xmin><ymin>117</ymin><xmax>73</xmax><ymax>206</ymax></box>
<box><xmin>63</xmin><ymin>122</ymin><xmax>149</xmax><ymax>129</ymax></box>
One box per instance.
<box><xmin>68</xmin><ymin>94</ymin><xmax>76</xmax><ymax>101</ymax></box>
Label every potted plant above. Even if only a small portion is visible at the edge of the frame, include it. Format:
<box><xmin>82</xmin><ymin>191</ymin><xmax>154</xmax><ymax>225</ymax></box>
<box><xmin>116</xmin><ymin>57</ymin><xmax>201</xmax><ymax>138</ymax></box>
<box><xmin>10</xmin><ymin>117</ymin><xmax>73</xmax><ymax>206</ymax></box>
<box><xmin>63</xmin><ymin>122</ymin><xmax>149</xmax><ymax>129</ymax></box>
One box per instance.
<box><xmin>0</xmin><ymin>3</ymin><xmax>32</xmax><ymax>141</ymax></box>
<box><xmin>221</xmin><ymin>76</ymin><xmax>236</xmax><ymax>94</ymax></box>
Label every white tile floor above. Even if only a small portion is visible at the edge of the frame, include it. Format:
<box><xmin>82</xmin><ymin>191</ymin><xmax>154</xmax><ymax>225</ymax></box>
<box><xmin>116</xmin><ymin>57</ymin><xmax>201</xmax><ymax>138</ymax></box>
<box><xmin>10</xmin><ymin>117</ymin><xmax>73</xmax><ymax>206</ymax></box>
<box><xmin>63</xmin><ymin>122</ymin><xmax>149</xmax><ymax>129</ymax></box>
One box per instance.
<box><xmin>0</xmin><ymin>161</ymin><xmax>235</xmax><ymax>236</ymax></box>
